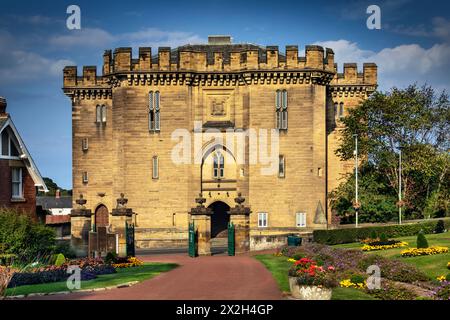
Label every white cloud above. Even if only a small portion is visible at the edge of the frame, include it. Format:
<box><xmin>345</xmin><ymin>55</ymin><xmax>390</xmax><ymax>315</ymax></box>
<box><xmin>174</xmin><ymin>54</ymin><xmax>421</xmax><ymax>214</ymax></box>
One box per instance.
<box><xmin>48</xmin><ymin>27</ymin><xmax>206</xmax><ymax>51</ymax></box>
<box><xmin>49</xmin><ymin>28</ymin><xmax>115</xmax><ymax>49</ymax></box>
<box><xmin>315</xmin><ymin>39</ymin><xmax>450</xmax><ymax>92</ymax></box>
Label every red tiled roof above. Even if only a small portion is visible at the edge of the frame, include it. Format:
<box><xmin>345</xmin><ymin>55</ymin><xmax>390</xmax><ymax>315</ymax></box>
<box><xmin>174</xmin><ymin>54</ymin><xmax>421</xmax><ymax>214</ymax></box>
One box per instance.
<box><xmin>45</xmin><ymin>215</ymin><xmax>71</xmax><ymax>225</ymax></box>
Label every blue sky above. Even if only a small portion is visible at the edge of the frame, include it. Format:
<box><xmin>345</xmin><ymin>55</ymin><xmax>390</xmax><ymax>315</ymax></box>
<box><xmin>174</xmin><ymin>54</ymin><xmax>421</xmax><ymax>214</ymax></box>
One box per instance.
<box><xmin>1</xmin><ymin>0</ymin><xmax>449</xmax><ymax>189</ymax></box>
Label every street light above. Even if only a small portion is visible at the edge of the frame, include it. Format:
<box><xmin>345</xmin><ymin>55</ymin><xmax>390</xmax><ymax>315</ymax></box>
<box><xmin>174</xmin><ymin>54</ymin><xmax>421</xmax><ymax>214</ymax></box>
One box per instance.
<box><xmin>353</xmin><ymin>134</ymin><xmax>359</xmax><ymax>228</ymax></box>
<box><xmin>398</xmin><ymin>145</ymin><xmax>403</xmax><ymax>225</ymax></box>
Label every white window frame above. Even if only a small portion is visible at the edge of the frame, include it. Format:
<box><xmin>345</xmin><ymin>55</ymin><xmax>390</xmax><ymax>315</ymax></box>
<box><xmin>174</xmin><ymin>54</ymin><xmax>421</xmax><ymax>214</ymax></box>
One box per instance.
<box><xmin>258</xmin><ymin>212</ymin><xmax>268</xmax><ymax>228</ymax></box>
<box><xmin>1</xmin><ymin>130</ymin><xmax>20</xmax><ymax>159</ymax></box>
<box><xmin>11</xmin><ymin>167</ymin><xmax>23</xmax><ymax>199</ymax></box>
<box><xmin>213</xmin><ymin>152</ymin><xmax>224</xmax><ymax>179</ymax></box>
<box><xmin>296</xmin><ymin>212</ymin><xmax>307</xmax><ymax>228</ymax></box>
<box><xmin>152</xmin><ymin>156</ymin><xmax>159</xmax><ymax>179</ymax></box>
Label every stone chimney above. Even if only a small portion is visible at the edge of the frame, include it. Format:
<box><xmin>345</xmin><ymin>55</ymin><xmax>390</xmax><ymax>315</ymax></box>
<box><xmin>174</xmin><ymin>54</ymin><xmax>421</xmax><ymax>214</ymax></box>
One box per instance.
<box><xmin>55</xmin><ymin>189</ymin><xmax>61</xmax><ymax>199</ymax></box>
<box><xmin>0</xmin><ymin>97</ymin><xmax>7</xmax><ymax>118</ymax></box>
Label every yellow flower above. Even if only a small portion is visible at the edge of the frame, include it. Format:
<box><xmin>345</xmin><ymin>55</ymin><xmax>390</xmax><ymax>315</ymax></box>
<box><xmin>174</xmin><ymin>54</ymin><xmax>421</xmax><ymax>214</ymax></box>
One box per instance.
<box><xmin>401</xmin><ymin>246</ymin><xmax>449</xmax><ymax>257</ymax></box>
<box><xmin>437</xmin><ymin>275</ymin><xmax>446</xmax><ymax>282</ymax></box>
<box><xmin>287</xmin><ymin>258</ymin><xmax>296</xmax><ymax>263</ymax></box>
<box><xmin>339</xmin><ymin>279</ymin><xmax>366</xmax><ymax>289</ymax></box>
<box><xmin>361</xmin><ymin>242</ymin><xmax>408</xmax><ymax>251</ymax></box>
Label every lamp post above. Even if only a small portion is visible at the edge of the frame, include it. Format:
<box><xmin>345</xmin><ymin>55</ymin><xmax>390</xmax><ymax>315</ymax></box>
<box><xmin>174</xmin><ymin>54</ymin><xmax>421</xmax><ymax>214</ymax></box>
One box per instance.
<box><xmin>398</xmin><ymin>146</ymin><xmax>402</xmax><ymax>225</ymax></box>
<box><xmin>353</xmin><ymin>134</ymin><xmax>359</xmax><ymax>228</ymax></box>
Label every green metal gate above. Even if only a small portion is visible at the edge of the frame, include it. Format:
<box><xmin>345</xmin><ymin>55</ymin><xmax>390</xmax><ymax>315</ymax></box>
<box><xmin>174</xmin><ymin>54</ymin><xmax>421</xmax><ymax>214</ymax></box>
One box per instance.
<box><xmin>228</xmin><ymin>222</ymin><xmax>235</xmax><ymax>256</ymax></box>
<box><xmin>188</xmin><ymin>222</ymin><xmax>197</xmax><ymax>257</ymax></box>
<box><xmin>125</xmin><ymin>222</ymin><xmax>135</xmax><ymax>257</ymax></box>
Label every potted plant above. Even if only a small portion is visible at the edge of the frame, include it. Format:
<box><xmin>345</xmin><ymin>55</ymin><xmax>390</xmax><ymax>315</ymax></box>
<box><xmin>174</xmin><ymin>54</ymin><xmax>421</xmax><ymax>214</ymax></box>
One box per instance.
<box><xmin>288</xmin><ymin>258</ymin><xmax>337</xmax><ymax>300</ymax></box>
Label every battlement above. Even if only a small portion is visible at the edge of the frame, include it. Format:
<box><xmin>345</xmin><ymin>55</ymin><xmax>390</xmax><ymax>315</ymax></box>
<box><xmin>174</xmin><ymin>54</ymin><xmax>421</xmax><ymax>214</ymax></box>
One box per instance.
<box><xmin>63</xmin><ymin>43</ymin><xmax>377</xmax><ymax>87</ymax></box>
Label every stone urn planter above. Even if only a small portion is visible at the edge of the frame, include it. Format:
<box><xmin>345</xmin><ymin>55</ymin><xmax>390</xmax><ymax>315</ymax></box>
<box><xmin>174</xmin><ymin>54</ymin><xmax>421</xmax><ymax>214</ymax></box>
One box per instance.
<box><xmin>289</xmin><ymin>277</ymin><xmax>333</xmax><ymax>300</ymax></box>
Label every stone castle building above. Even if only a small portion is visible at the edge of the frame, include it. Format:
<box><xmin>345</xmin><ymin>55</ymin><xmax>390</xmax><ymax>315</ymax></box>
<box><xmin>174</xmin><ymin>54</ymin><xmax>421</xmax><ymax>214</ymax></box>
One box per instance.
<box><xmin>63</xmin><ymin>36</ymin><xmax>377</xmax><ymax>251</ymax></box>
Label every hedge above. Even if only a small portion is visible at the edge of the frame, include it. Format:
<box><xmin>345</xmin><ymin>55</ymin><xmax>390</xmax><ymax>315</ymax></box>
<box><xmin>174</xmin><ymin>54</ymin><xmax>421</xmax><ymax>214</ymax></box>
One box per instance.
<box><xmin>313</xmin><ymin>218</ymin><xmax>450</xmax><ymax>245</ymax></box>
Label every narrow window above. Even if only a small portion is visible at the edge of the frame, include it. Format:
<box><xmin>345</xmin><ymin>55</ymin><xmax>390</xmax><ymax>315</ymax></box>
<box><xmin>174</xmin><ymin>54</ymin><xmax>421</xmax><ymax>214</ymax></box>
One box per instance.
<box><xmin>154</xmin><ymin>91</ymin><xmax>160</xmax><ymax>131</ymax></box>
<box><xmin>281</xmin><ymin>90</ymin><xmax>288</xmax><ymax>130</ymax></box>
<box><xmin>152</xmin><ymin>156</ymin><xmax>159</xmax><ymax>179</ymax></box>
<box><xmin>148</xmin><ymin>91</ymin><xmax>154</xmax><ymax>131</ymax></box>
<box><xmin>82</xmin><ymin>138</ymin><xmax>89</xmax><ymax>151</ymax></box>
<box><xmin>213</xmin><ymin>152</ymin><xmax>224</xmax><ymax>179</ymax></box>
<box><xmin>101</xmin><ymin>105</ymin><xmax>107</xmax><ymax>123</ymax></box>
<box><xmin>11</xmin><ymin>167</ymin><xmax>23</xmax><ymax>198</ymax></box>
<box><xmin>278</xmin><ymin>155</ymin><xmax>285</xmax><ymax>178</ymax></box>
<box><xmin>82</xmin><ymin>171</ymin><xmax>88</xmax><ymax>184</ymax></box>
<box><xmin>1</xmin><ymin>130</ymin><xmax>8</xmax><ymax>155</ymax></box>
<box><xmin>96</xmin><ymin>105</ymin><xmax>102</xmax><ymax>123</ymax></box>
<box><xmin>334</xmin><ymin>102</ymin><xmax>338</xmax><ymax>118</ymax></box>
<box><xmin>339</xmin><ymin>102</ymin><xmax>344</xmax><ymax>119</ymax></box>
<box><xmin>258</xmin><ymin>212</ymin><xmax>268</xmax><ymax>228</ymax></box>
<box><xmin>276</xmin><ymin>90</ymin><xmax>288</xmax><ymax>130</ymax></box>
<box><xmin>296</xmin><ymin>212</ymin><xmax>306</xmax><ymax>228</ymax></box>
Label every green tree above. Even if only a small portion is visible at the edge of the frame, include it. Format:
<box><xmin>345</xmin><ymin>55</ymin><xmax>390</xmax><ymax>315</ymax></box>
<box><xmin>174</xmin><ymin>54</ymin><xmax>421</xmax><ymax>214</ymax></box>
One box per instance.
<box><xmin>334</xmin><ymin>84</ymin><xmax>449</xmax><ymax>221</ymax></box>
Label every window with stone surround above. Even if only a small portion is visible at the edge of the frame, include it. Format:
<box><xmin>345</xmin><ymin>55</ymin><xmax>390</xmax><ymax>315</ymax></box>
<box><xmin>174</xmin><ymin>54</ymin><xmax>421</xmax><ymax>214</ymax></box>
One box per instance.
<box><xmin>11</xmin><ymin>167</ymin><xmax>23</xmax><ymax>199</ymax></box>
<box><xmin>276</xmin><ymin>90</ymin><xmax>288</xmax><ymax>130</ymax></box>
<box><xmin>296</xmin><ymin>212</ymin><xmax>306</xmax><ymax>228</ymax></box>
<box><xmin>149</xmin><ymin>91</ymin><xmax>160</xmax><ymax>132</ymax></box>
<box><xmin>82</xmin><ymin>171</ymin><xmax>88</xmax><ymax>184</ymax></box>
<box><xmin>152</xmin><ymin>155</ymin><xmax>159</xmax><ymax>179</ymax></box>
<box><xmin>82</xmin><ymin>138</ymin><xmax>89</xmax><ymax>151</ymax></box>
<box><xmin>258</xmin><ymin>212</ymin><xmax>268</xmax><ymax>228</ymax></box>
<box><xmin>278</xmin><ymin>155</ymin><xmax>285</xmax><ymax>178</ymax></box>
<box><xmin>96</xmin><ymin>104</ymin><xmax>107</xmax><ymax>125</ymax></box>
<box><xmin>213</xmin><ymin>151</ymin><xmax>224</xmax><ymax>179</ymax></box>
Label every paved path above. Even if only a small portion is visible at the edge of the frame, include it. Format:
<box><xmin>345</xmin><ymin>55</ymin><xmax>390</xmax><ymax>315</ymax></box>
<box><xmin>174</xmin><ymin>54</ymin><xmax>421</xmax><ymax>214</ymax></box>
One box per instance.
<box><xmin>25</xmin><ymin>253</ymin><xmax>283</xmax><ymax>300</ymax></box>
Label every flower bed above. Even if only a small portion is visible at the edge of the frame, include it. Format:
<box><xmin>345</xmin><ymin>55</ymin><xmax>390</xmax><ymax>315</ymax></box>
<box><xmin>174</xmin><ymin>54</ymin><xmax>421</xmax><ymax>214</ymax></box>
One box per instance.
<box><xmin>112</xmin><ymin>257</ymin><xmax>144</xmax><ymax>269</ymax></box>
<box><xmin>432</xmin><ymin>281</ymin><xmax>450</xmax><ymax>300</ymax></box>
<box><xmin>362</xmin><ymin>240</ymin><xmax>408</xmax><ymax>251</ymax></box>
<box><xmin>8</xmin><ymin>258</ymin><xmax>116</xmax><ymax>288</ymax></box>
<box><xmin>340</xmin><ymin>279</ymin><xmax>366</xmax><ymax>289</ymax></box>
<box><xmin>400</xmin><ymin>246</ymin><xmax>449</xmax><ymax>257</ymax></box>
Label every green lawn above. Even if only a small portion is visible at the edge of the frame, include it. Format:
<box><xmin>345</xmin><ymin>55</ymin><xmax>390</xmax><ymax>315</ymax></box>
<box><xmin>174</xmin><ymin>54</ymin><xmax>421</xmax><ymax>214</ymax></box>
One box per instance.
<box><xmin>6</xmin><ymin>262</ymin><xmax>178</xmax><ymax>297</ymax></box>
<box><xmin>334</xmin><ymin>232</ymin><xmax>450</xmax><ymax>278</ymax></box>
<box><xmin>254</xmin><ymin>254</ymin><xmax>377</xmax><ymax>300</ymax></box>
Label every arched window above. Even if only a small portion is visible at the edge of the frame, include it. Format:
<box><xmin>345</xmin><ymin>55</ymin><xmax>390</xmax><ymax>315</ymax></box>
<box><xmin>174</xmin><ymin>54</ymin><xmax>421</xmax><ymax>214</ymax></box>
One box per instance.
<box><xmin>213</xmin><ymin>152</ymin><xmax>224</xmax><ymax>179</ymax></box>
<box><xmin>149</xmin><ymin>91</ymin><xmax>160</xmax><ymax>131</ymax></box>
<box><xmin>276</xmin><ymin>90</ymin><xmax>288</xmax><ymax>130</ymax></box>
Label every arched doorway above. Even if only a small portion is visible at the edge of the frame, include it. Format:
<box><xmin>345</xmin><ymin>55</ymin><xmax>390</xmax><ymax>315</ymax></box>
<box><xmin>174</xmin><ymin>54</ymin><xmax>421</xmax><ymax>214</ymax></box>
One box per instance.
<box><xmin>209</xmin><ymin>201</ymin><xmax>230</xmax><ymax>238</ymax></box>
<box><xmin>95</xmin><ymin>205</ymin><xmax>109</xmax><ymax>228</ymax></box>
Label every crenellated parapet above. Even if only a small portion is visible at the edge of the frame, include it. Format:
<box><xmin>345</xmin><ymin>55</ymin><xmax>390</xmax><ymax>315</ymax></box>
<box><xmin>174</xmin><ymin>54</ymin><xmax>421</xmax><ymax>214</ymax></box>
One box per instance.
<box><xmin>329</xmin><ymin>62</ymin><xmax>377</xmax><ymax>97</ymax></box>
<box><xmin>63</xmin><ymin>41</ymin><xmax>377</xmax><ymax>98</ymax></box>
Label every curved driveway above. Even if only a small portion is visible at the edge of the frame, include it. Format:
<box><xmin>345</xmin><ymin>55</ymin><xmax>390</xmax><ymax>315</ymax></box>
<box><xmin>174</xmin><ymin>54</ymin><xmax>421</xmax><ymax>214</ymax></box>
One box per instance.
<box><xmin>26</xmin><ymin>253</ymin><xmax>283</xmax><ymax>300</ymax></box>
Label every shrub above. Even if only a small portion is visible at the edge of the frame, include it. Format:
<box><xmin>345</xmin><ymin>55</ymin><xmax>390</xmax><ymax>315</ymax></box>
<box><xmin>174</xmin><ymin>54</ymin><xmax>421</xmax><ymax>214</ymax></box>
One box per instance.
<box><xmin>379</xmin><ymin>233</ymin><xmax>388</xmax><ymax>242</ymax></box>
<box><xmin>350</xmin><ymin>274</ymin><xmax>365</xmax><ymax>285</ymax></box>
<box><xmin>0</xmin><ymin>209</ymin><xmax>56</xmax><ymax>262</ymax></box>
<box><xmin>292</xmin><ymin>253</ymin><xmax>305</xmax><ymax>261</ymax></box>
<box><xmin>105</xmin><ymin>252</ymin><xmax>118</xmax><ymax>264</ymax></box>
<box><xmin>54</xmin><ymin>254</ymin><xmax>66</xmax><ymax>266</ymax></box>
<box><xmin>313</xmin><ymin>218</ymin><xmax>450</xmax><ymax>245</ymax></box>
<box><xmin>416</xmin><ymin>231</ymin><xmax>429</xmax><ymax>249</ymax></box>
<box><xmin>370</xmin><ymin>230</ymin><xmax>378</xmax><ymax>240</ymax></box>
<box><xmin>53</xmin><ymin>241</ymin><xmax>76</xmax><ymax>259</ymax></box>
<box><xmin>435</xmin><ymin>220</ymin><xmax>446</xmax><ymax>234</ymax></box>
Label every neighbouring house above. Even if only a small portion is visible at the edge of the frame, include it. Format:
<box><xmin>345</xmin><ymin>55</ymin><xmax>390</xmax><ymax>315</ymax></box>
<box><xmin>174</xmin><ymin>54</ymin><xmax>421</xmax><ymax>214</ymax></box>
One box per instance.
<box><xmin>37</xmin><ymin>190</ymin><xmax>72</xmax><ymax>238</ymax></box>
<box><xmin>0</xmin><ymin>96</ymin><xmax>48</xmax><ymax>220</ymax></box>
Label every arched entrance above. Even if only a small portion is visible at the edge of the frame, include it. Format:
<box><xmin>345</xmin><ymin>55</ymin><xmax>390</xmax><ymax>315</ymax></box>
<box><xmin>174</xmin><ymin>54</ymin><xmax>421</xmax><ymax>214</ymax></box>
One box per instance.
<box><xmin>208</xmin><ymin>201</ymin><xmax>230</xmax><ymax>238</ymax></box>
<box><xmin>95</xmin><ymin>205</ymin><xmax>109</xmax><ymax>228</ymax></box>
